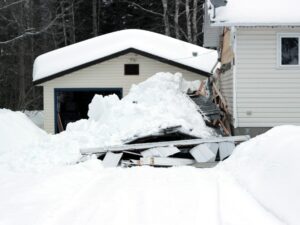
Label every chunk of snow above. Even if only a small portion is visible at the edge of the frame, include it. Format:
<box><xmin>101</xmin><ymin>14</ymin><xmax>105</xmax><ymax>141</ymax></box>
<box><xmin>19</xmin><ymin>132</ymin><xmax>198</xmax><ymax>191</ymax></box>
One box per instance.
<box><xmin>33</xmin><ymin>29</ymin><xmax>218</xmax><ymax>82</ymax></box>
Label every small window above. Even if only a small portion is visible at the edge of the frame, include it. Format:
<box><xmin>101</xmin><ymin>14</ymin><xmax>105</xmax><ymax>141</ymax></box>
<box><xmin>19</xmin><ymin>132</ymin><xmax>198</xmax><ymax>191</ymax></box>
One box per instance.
<box><xmin>124</xmin><ymin>64</ymin><xmax>139</xmax><ymax>75</ymax></box>
<box><xmin>278</xmin><ymin>34</ymin><xmax>300</xmax><ymax>66</ymax></box>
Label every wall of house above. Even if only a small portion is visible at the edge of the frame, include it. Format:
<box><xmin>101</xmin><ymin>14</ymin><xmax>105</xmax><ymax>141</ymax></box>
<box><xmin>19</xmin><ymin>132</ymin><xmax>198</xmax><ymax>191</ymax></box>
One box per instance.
<box><xmin>42</xmin><ymin>53</ymin><xmax>208</xmax><ymax>133</ymax></box>
<box><xmin>235</xmin><ymin>27</ymin><xmax>300</xmax><ymax>127</ymax></box>
<box><xmin>203</xmin><ymin>3</ymin><xmax>223</xmax><ymax>49</ymax></box>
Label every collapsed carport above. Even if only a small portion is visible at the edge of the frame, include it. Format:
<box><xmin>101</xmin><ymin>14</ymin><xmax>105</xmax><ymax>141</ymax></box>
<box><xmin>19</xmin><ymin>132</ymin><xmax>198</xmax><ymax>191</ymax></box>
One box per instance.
<box><xmin>54</xmin><ymin>88</ymin><xmax>122</xmax><ymax>133</ymax></box>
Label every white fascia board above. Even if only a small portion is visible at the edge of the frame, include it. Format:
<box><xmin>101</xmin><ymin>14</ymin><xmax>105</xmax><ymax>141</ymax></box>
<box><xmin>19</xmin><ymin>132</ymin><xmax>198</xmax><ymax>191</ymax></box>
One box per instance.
<box><xmin>232</xmin><ymin>26</ymin><xmax>238</xmax><ymax>128</ymax></box>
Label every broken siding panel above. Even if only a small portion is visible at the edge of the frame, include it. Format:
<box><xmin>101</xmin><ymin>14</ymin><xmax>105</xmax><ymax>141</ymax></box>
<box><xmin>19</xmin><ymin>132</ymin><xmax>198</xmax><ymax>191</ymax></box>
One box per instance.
<box><xmin>236</xmin><ymin>27</ymin><xmax>300</xmax><ymax>127</ymax></box>
<box><xmin>42</xmin><ymin>53</ymin><xmax>207</xmax><ymax>133</ymax></box>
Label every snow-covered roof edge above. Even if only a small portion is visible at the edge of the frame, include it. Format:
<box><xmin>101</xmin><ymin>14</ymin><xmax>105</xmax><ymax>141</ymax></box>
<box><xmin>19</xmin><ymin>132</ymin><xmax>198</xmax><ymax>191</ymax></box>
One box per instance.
<box><xmin>33</xmin><ymin>29</ymin><xmax>218</xmax><ymax>85</ymax></box>
<box><xmin>33</xmin><ymin>48</ymin><xmax>212</xmax><ymax>85</ymax></box>
<box><xmin>206</xmin><ymin>0</ymin><xmax>300</xmax><ymax>27</ymax></box>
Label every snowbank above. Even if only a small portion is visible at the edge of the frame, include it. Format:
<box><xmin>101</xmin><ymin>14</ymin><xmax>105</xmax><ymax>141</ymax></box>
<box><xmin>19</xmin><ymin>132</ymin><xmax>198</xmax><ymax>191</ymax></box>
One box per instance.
<box><xmin>220</xmin><ymin>125</ymin><xmax>300</xmax><ymax>225</ymax></box>
<box><xmin>0</xmin><ymin>109</ymin><xmax>46</xmax><ymax>154</ymax></box>
<box><xmin>208</xmin><ymin>0</ymin><xmax>300</xmax><ymax>26</ymax></box>
<box><xmin>0</xmin><ymin>109</ymin><xmax>80</xmax><ymax>171</ymax></box>
<box><xmin>66</xmin><ymin>72</ymin><xmax>215</xmax><ymax>148</ymax></box>
<box><xmin>33</xmin><ymin>29</ymin><xmax>218</xmax><ymax>82</ymax></box>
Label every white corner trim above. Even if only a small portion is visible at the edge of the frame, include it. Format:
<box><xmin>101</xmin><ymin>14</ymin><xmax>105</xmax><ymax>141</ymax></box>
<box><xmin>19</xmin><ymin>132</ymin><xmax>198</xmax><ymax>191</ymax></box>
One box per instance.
<box><xmin>232</xmin><ymin>27</ymin><xmax>238</xmax><ymax>128</ymax></box>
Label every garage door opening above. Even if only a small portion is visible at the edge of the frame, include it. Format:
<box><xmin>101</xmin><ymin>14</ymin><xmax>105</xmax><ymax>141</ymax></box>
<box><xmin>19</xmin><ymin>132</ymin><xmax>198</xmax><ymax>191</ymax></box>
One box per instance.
<box><xmin>54</xmin><ymin>88</ymin><xmax>122</xmax><ymax>133</ymax></box>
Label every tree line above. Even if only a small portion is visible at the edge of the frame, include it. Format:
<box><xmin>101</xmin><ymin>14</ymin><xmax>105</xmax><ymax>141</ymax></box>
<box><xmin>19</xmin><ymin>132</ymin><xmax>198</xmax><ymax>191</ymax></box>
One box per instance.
<box><xmin>0</xmin><ymin>0</ymin><xmax>205</xmax><ymax>110</ymax></box>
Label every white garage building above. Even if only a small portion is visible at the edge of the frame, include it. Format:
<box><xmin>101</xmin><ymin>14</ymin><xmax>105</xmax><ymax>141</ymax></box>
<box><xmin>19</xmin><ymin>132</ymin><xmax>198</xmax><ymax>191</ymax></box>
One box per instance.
<box><xmin>33</xmin><ymin>29</ymin><xmax>218</xmax><ymax>133</ymax></box>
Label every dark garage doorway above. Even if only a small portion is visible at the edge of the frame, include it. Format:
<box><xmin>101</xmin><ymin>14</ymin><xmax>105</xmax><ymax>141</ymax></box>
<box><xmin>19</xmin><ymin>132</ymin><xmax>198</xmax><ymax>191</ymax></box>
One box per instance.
<box><xmin>54</xmin><ymin>88</ymin><xmax>122</xmax><ymax>133</ymax></box>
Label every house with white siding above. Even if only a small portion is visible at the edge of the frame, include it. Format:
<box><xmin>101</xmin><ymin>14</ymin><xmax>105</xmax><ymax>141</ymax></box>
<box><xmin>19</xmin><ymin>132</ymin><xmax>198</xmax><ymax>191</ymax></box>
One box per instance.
<box><xmin>205</xmin><ymin>0</ymin><xmax>300</xmax><ymax>136</ymax></box>
<box><xmin>33</xmin><ymin>29</ymin><xmax>218</xmax><ymax>134</ymax></box>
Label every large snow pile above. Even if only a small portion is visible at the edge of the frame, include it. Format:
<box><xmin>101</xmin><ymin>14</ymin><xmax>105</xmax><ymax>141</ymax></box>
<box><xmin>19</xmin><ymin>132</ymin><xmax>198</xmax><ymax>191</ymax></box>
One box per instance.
<box><xmin>208</xmin><ymin>0</ymin><xmax>300</xmax><ymax>26</ymax></box>
<box><xmin>0</xmin><ymin>73</ymin><xmax>213</xmax><ymax>171</ymax></box>
<box><xmin>220</xmin><ymin>125</ymin><xmax>300</xmax><ymax>225</ymax></box>
<box><xmin>66</xmin><ymin>72</ymin><xmax>214</xmax><ymax>148</ymax></box>
<box><xmin>33</xmin><ymin>29</ymin><xmax>218</xmax><ymax>82</ymax></box>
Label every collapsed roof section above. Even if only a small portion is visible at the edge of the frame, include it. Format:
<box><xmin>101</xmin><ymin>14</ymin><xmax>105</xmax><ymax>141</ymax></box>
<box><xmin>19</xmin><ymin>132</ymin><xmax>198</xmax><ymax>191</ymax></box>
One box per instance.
<box><xmin>207</xmin><ymin>0</ymin><xmax>300</xmax><ymax>26</ymax></box>
<box><xmin>33</xmin><ymin>29</ymin><xmax>218</xmax><ymax>84</ymax></box>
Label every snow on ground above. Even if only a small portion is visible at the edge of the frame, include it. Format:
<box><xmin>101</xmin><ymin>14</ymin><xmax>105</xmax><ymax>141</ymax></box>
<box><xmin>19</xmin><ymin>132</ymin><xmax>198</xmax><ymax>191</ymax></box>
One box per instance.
<box><xmin>0</xmin><ymin>74</ymin><xmax>299</xmax><ymax>225</ymax></box>
<box><xmin>33</xmin><ymin>29</ymin><xmax>218</xmax><ymax>82</ymax></box>
<box><xmin>208</xmin><ymin>0</ymin><xmax>300</xmax><ymax>26</ymax></box>
<box><xmin>220</xmin><ymin>125</ymin><xmax>300</xmax><ymax>225</ymax></box>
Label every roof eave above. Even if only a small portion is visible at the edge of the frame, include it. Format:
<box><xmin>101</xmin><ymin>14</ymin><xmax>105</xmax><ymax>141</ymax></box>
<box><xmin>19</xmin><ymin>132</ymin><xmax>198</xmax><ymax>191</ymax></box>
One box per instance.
<box><xmin>210</xmin><ymin>21</ymin><xmax>300</xmax><ymax>27</ymax></box>
<box><xmin>33</xmin><ymin>48</ymin><xmax>212</xmax><ymax>85</ymax></box>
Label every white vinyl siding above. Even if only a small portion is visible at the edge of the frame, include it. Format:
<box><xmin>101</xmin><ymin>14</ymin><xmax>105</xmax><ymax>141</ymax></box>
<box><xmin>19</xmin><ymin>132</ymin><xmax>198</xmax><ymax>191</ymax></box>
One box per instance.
<box><xmin>203</xmin><ymin>4</ymin><xmax>222</xmax><ymax>49</ymax></box>
<box><xmin>42</xmin><ymin>53</ymin><xmax>207</xmax><ymax>133</ymax></box>
<box><xmin>219</xmin><ymin>67</ymin><xmax>234</xmax><ymax>116</ymax></box>
<box><xmin>235</xmin><ymin>27</ymin><xmax>300</xmax><ymax>127</ymax></box>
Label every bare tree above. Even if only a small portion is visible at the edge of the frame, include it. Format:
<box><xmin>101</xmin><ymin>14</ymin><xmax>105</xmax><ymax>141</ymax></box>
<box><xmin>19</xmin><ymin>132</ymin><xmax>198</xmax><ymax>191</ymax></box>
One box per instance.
<box><xmin>192</xmin><ymin>0</ymin><xmax>198</xmax><ymax>44</ymax></box>
<box><xmin>161</xmin><ymin>0</ymin><xmax>170</xmax><ymax>36</ymax></box>
<box><xmin>185</xmin><ymin>0</ymin><xmax>192</xmax><ymax>42</ymax></box>
<box><xmin>174</xmin><ymin>0</ymin><xmax>180</xmax><ymax>39</ymax></box>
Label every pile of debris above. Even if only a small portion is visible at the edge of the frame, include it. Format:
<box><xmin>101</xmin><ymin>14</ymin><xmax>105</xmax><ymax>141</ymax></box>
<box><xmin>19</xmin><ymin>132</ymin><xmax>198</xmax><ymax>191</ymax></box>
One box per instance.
<box><xmin>80</xmin><ymin>130</ymin><xmax>249</xmax><ymax>168</ymax></box>
<box><xmin>76</xmin><ymin>73</ymin><xmax>249</xmax><ymax>168</ymax></box>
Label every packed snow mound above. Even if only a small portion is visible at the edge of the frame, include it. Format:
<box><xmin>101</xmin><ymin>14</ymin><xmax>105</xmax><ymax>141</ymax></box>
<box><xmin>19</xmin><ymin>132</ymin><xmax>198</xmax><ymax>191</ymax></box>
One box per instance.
<box><xmin>33</xmin><ymin>29</ymin><xmax>217</xmax><ymax>82</ymax></box>
<box><xmin>0</xmin><ymin>109</ymin><xmax>46</xmax><ymax>154</ymax></box>
<box><xmin>66</xmin><ymin>73</ymin><xmax>215</xmax><ymax>148</ymax></box>
<box><xmin>220</xmin><ymin>125</ymin><xmax>300</xmax><ymax>225</ymax></box>
<box><xmin>208</xmin><ymin>0</ymin><xmax>300</xmax><ymax>26</ymax></box>
<box><xmin>0</xmin><ymin>109</ymin><xmax>80</xmax><ymax>172</ymax></box>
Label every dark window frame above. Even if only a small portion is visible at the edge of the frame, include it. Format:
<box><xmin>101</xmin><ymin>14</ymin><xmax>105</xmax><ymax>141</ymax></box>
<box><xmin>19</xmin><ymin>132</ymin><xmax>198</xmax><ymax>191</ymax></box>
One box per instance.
<box><xmin>278</xmin><ymin>34</ymin><xmax>300</xmax><ymax>67</ymax></box>
<box><xmin>124</xmin><ymin>64</ymin><xmax>139</xmax><ymax>75</ymax></box>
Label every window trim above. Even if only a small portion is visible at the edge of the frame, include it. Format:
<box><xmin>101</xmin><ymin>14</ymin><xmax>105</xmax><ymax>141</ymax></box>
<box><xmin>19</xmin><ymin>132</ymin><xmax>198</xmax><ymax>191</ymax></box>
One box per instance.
<box><xmin>124</xmin><ymin>64</ymin><xmax>140</xmax><ymax>75</ymax></box>
<box><xmin>277</xmin><ymin>33</ymin><xmax>300</xmax><ymax>69</ymax></box>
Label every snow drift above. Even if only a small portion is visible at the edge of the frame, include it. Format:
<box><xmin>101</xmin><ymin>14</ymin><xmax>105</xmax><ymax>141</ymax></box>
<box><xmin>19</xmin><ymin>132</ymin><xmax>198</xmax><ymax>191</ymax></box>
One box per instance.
<box><xmin>221</xmin><ymin>125</ymin><xmax>300</xmax><ymax>225</ymax></box>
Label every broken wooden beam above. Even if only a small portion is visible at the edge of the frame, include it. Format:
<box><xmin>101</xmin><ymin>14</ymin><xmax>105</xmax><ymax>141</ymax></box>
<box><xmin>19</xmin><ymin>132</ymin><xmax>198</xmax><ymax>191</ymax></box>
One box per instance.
<box><xmin>80</xmin><ymin>135</ymin><xmax>250</xmax><ymax>155</ymax></box>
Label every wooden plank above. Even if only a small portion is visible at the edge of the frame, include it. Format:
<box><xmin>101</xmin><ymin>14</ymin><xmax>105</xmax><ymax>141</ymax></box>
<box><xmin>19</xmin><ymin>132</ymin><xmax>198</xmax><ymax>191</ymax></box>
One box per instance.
<box><xmin>219</xmin><ymin>142</ymin><xmax>235</xmax><ymax>160</ymax></box>
<box><xmin>141</xmin><ymin>146</ymin><xmax>180</xmax><ymax>158</ymax></box>
<box><xmin>131</xmin><ymin>157</ymin><xmax>195</xmax><ymax>167</ymax></box>
<box><xmin>102</xmin><ymin>152</ymin><xmax>123</xmax><ymax>168</ymax></box>
<box><xmin>190</xmin><ymin>144</ymin><xmax>216</xmax><ymax>163</ymax></box>
<box><xmin>80</xmin><ymin>135</ymin><xmax>250</xmax><ymax>155</ymax></box>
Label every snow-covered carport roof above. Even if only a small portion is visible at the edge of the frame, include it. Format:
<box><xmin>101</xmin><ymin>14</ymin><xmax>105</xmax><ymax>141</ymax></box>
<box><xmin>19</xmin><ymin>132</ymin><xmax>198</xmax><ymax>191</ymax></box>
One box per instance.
<box><xmin>207</xmin><ymin>0</ymin><xmax>300</xmax><ymax>26</ymax></box>
<box><xmin>33</xmin><ymin>29</ymin><xmax>218</xmax><ymax>85</ymax></box>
